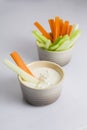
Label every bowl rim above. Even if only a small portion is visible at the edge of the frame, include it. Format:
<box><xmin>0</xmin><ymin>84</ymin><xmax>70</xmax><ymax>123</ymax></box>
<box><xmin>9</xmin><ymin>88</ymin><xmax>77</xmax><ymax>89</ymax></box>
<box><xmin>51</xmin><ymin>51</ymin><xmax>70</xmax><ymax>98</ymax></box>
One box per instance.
<box><xmin>18</xmin><ymin>60</ymin><xmax>64</xmax><ymax>91</ymax></box>
<box><xmin>37</xmin><ymin>44</ymin><xmax>74</xmax><ymax>53</ymax></box>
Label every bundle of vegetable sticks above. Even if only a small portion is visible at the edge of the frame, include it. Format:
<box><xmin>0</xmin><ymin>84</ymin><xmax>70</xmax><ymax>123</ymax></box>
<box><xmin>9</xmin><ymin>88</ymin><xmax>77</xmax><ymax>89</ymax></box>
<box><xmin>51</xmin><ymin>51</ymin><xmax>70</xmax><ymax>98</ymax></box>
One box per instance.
<box><xmin>32</xmin><ymin>16</ymin><xmax>81</xmax><ymax>51</ymax></box>
<box><xmin>4</xmin><ymin>51</ymin><xmax>39</xmax><ymax>84</ymax></box>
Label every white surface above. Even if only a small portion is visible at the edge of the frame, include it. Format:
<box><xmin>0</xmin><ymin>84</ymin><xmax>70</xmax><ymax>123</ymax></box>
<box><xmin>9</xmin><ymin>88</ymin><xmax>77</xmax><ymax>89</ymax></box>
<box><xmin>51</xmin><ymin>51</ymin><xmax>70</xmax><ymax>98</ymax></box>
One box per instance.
<box><xmin>78</xmin><ymin>125</ymin><xmax>87</xmax><ymax>130</ymax></box>
<box><xmin>0</xmin><ymin>0</ymin><xmax>87</xmax><ymax>130</ymax></box>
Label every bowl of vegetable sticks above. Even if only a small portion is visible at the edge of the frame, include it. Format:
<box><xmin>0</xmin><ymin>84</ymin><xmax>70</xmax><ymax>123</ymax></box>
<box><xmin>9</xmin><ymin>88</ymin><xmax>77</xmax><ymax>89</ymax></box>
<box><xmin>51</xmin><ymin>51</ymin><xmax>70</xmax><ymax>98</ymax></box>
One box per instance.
<box><xmin>4</xmin><ymin>51</ymin><xmax>64</xmax><ymax>106</ymax></box>
<box><xmin>32</xmin><ymin>16</ymin><xmax>81</xmax><ymax>66</ymax></box>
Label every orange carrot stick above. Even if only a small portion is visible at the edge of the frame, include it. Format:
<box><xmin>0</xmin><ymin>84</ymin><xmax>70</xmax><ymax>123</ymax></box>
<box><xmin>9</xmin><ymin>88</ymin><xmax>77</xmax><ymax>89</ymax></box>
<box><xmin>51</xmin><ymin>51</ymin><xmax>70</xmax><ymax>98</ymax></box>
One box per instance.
<box><xmin>48</xmin><ymin>19</ymin><xmax>55</xmax><ymax>40</ymax></box>
<box><xmin>68</xmin><ymin>25</ymin><xmax>73</xmax><ymax>35</ymax></box>
<box><xmin>49</xmin><ymin>32</ymin><xmax>53</xmax><ymax>38</ymax></box>
<box><xmin>34</xmin><ymin>21</ymin><xmax>52</xmax><ymax>41</ymax></box>
<box><xmin>61</xmin><ymin>21</ymin><xmax>69</xmax><ymax>36</ymax></box>
<box><xmin>10</xmin><ymin>51</ymin><xmax>34</xmax><ymax>76</ymax></box>
<box><xmin>61</xmin><ymin>23</ymin><xmax>65</xmax><ymax>36</ymax></box>
<box><xmin>59</xmin><ymin>19</ymin><xmax>63</xmax><ymax>35</ymax></box>
<box><xmin>54</xmin><ymin>16</ymin><xmax>60</xmax><ymax>40</ymax></box>
<box><xmin>65</xmin><ymin>21</ymin><xmax>69</xmax><ymax>34</ymax></box>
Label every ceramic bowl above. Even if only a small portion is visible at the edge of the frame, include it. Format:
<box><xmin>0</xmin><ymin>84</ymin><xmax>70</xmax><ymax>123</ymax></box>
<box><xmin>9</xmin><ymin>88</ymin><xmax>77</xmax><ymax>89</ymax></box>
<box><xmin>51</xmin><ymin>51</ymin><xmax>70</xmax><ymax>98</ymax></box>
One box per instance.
<box><xmin>37</xmin><ymin>46</ymin><xmax>74</xmax><ymax>66</ymax></box>
<box><xmin>18</xmin><ymin>61</ymin><xmax>64</xmax><ymax>106</ymax></box>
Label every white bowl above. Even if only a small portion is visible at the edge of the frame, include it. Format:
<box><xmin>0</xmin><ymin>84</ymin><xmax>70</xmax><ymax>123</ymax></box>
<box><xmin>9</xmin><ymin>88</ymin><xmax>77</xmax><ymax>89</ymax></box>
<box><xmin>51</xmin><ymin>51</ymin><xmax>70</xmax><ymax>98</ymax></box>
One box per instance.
<box><xmin>37</xmin><ymin>46</ymin><xmax>74</xmax><ymax>66</ymax></box>
<box><xmin>18</xmin><ymin>61</ymin><xmax>64</xmax><ymax>106</ymax></box>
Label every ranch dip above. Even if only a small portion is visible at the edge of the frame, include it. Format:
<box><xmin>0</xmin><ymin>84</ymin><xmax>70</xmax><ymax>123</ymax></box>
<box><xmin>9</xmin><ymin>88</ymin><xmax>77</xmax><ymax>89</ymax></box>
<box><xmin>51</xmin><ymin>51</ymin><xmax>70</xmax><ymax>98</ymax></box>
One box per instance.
<box><xmin>23</xmin><ymin>67</ymin><xmax>61</xmax><ymax>89</ymax></box>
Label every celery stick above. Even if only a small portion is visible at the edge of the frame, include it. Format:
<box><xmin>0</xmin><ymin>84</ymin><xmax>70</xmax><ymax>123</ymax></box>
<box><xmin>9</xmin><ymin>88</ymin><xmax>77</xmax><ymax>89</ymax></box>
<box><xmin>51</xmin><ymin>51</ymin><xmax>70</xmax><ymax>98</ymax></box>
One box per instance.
<box><xmin>32</xmin><ymin>32</ymin><xmax>43</xmax><ymax>43</ymax></box>
<box><xmin>4</xmin><ymin>59</ymin><xmax>39</xmax><ymax>84</ymax></box>
<box><xmin>36</xmin><ymin>40</ymin><xmax>45</xmax><ymax>48</ymax></box>
<box><xmin>32</xmin><ymin>30</ymin><xmax>50</xmax><ymax>43</ymax></box>
<box><xmin>56</xmin><ymin>40</ymin><xmax>70</xmax><ymax>51</ymax></box>
<box><xmin>32</xmin><ymin>31</ymin><xmax>47</xmax><ymax>48</ymax></box>
<box><xmin>32</xmin><ymin>30</ymin><xmax>44</xmax><ymax>43</ymax></box>
<box><xmin>68</xmin><ymin>30</ymin><xmax>81</xmax><ymax>48</ymax></box>
<box><xmin>45</xmin><ymin>40</ymin><xmax>52</xmax><ymax>49</ymax></box>
<box><xmin>57</xmin><ymin>30</ymin><xmax>81</xmax><ymax>50</ymax></box>
<box><xmin>49</xmin><ymin>36</ymin><xmax>62</xmax><ymax>51</ymax></box>
<box><xmin>53</xmin><ymin>36</ymin><xmax>63</xmax><ymax>44</ymax></box>
<box><xmin>56</xmin><ymin>35</ymin><xmax>69</xmax><ymax>51</ymax></box>
<box><xmin>32</xmin><ymin>30</ymin><xmax>51</xmax><ymax>49</ymax></box>
<box><xmin>70</xmin><ymin>29</ymin><xmax>81</xmax><ymax>40</ymax></box>
<box><xmin>70</xmin><ymin>24</ymin><xmax>79</xmax><ymax>36</ymax></box>
<box><xmin>36</xmin><ymin>40</ymin><xmax>50</xmax><ymax>49</ymax></box>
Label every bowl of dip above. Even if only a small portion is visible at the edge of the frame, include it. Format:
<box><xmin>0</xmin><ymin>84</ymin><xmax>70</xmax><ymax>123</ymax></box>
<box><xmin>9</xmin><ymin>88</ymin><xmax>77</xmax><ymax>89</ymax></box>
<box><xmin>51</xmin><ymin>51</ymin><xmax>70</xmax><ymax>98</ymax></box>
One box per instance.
<box><xmin>18</xmin><ymin>61</ymin><xmax>64</xmax><ymax>106</ymax></box>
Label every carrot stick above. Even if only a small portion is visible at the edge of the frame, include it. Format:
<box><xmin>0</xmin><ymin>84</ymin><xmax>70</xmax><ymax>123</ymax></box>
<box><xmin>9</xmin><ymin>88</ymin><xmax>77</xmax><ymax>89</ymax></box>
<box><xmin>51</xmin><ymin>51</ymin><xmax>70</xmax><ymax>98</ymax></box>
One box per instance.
<box><xmin>59</xmin><ymin>19</ymin><xmax>63</xmax><ymax>35</ymax></box>
<box><xmin>48</xmin><ymin>19</ymin><xmax>55</xmax><ymax>40</ymax></box>
<box><xmin>65</xmin><ymin>21</ymin><xmax>69</xmax><ymax>34</ymax></box>
<box><xmin>61</xmin><ymin>22</ymin><xmax>66</xmax><ymax>36</ymax></box>
<box><xmin>49</xmin><ymin>32</ymin><xmax>53</xmax><ymax>38</ymax></box>
<box><xmin>68</xmin><ymin>25</ymin><xmax>73</xmax><ymax>35</ymax></box>
<box><xmin>61</xmin><ymin>21</ymin><xmax>69</xmax><ymax>36</ymax></box>
<box><xmin>54</xmin><ymin>16</ymin><xmax>60</xmax><ymax>40</ymax></box>
<box><xmin>10</xmin><ymin>51</ymin><xmax>34</xmax><ymax>77</ymax></box>
<box><xmin>34</xmin><ymin>21</ymin><xmax>52</xmax><ymax>41</ymax></box>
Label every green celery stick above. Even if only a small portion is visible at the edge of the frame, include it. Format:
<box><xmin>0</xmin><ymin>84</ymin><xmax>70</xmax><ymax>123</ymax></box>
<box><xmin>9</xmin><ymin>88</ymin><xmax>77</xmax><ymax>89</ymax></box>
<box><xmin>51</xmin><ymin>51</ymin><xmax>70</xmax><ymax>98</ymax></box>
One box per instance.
<box><xmin>70</xmin><ymin>29</ymin><xmax>81</xmax><ymax>40</ymax></box>
<box><xmin>32</xmin><ymin>31</ymin><xmax>47</xmax><ymax>48</ymax></box>
<box><xmin>56</xmin><ymin>40</ymin><xmax>70</xmax><ymax>51</ymax></box>
<box><xmin>32</xmin><ymin>30</ymin><xmax>51</xmax><ymax>49</ymax></box>
<box><xmin>70</xmin><ymin>24</ymin><xmax>79</xmax><ymax>36</ymax></box>
<box><xmin>4</xmin><ymin>59</ymin><xmax>39</xmax><ymax>84</ymax></box>
<box><xmin>32</xmin><ymin>30</ymin><xmax>45</xmax><ymax>43</ymax></box>
<box><xmin>32</xmin><ymin>30</ymin><xmax>51</xmax><ymax>44</ymax></box>
<box><xmin>55</xmin><ymin>35</ymin><xmax>69</xmax><ymax>51</ymax></box>
<box><xmin>53</xmin><ymin>36</ymin><xmax>63</xmax><ymax>44</ymax></box>
<box><xmin>36</xmin><ymin>40</ymin><xmax>51</xmax><ymax>49</ymax></box>
<box><xmin>48</xmin><ymin>36</ymin><xmax>63</xmax><ymax>51</ymax></box>
<box><xmin>36</xmin><ymin>40</ymin><xmax>46</xmax><ymax>48</ymax></box>
<box><xmin>32</xmin><ymin>32</ymin><xmax>44</xmax><ymax>43</ymax></box>
<box><xmin>48</xmin><ymin>36</ymin><xmax>62</xmax><ymax>51</ymax></box>
<box><xmin>45</xmin><ymin>40</ymin><xmax>52</xmax><ymax>49</ymax></box>
<box><xmin>68</xmin><ymin>30</ymin><xmax>81</xmax><ymax>48</ymax></box>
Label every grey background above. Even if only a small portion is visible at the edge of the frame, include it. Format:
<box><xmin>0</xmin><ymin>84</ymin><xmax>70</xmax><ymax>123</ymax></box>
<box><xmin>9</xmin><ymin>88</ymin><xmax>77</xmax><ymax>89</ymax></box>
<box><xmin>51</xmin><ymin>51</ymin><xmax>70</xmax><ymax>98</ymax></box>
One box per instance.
<box><xmin>0</xmin><ymin>0</ymin><xmax>87</xmax><ymax>130</ymax></box>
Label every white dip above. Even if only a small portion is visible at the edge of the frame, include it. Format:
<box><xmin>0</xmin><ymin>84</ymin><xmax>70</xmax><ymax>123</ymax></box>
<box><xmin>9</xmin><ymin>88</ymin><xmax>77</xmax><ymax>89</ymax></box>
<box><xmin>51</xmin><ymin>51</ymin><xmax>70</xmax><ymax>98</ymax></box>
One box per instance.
<box><xmin>23</xmin><ymin>67</ymin><xmax>61</xmax><ymax>89</ymax></box>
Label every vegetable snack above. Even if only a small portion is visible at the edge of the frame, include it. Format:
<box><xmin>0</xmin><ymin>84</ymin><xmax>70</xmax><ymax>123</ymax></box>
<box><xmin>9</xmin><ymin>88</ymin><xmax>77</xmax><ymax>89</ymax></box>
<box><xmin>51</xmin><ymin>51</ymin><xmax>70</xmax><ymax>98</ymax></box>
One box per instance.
<box><xmin>32</xmin><ymin>16</ymin><xmax>81</xmax><ymax>51</ymax></box>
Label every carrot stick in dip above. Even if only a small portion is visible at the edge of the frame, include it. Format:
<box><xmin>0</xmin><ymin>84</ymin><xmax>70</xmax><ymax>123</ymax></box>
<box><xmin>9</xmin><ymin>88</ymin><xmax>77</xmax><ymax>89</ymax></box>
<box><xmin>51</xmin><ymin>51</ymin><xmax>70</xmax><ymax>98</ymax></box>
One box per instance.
<box><xmin>34</xmin><ymin>21</ymin><xmax>52</xmax><ymax>41</ymax></box>
<box><xmin>10</xmin><ymin>51</ymin><xmax>34</xmax><ymax>76</ymax></box>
